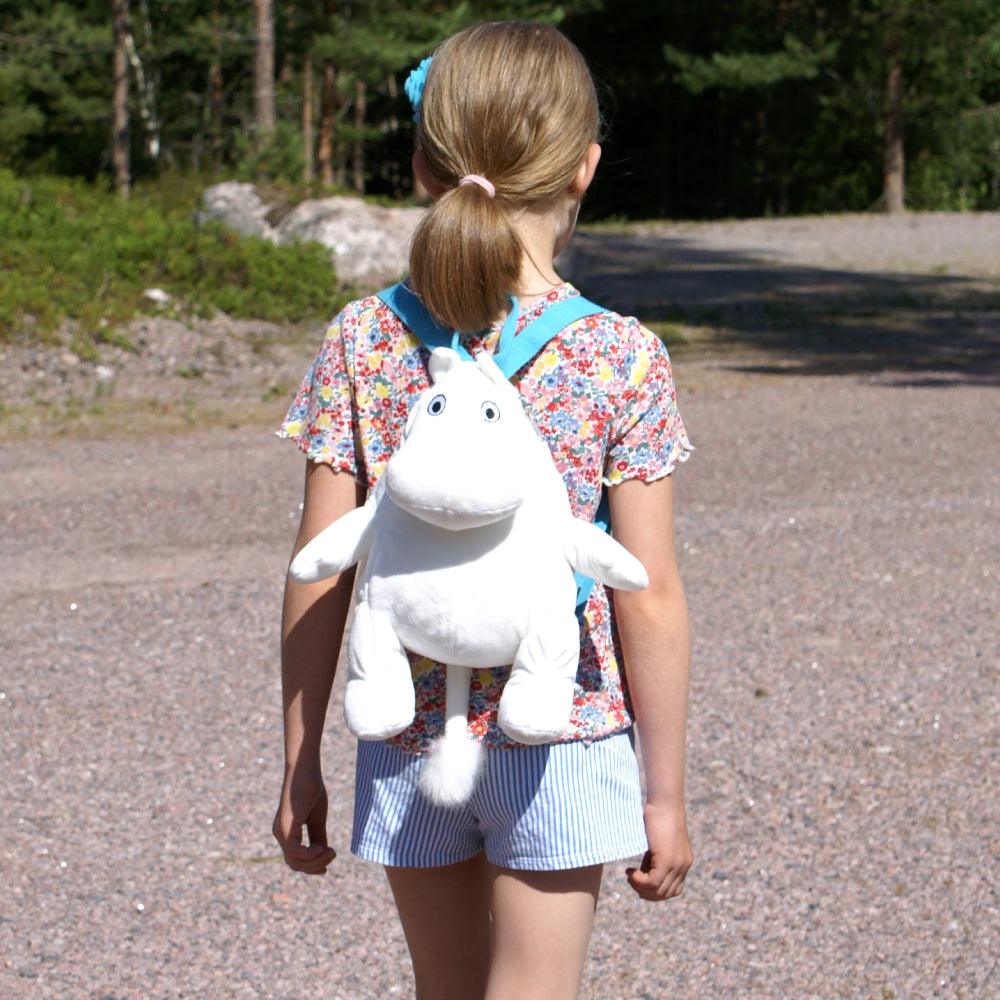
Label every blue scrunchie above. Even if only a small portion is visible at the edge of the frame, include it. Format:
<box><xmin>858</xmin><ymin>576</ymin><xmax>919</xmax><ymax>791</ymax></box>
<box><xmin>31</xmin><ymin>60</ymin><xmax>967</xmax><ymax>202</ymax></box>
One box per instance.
<box><xmin>404</xmin><ymin>56</ymin><xmax>433</xmax><ymax>124</ymax></box>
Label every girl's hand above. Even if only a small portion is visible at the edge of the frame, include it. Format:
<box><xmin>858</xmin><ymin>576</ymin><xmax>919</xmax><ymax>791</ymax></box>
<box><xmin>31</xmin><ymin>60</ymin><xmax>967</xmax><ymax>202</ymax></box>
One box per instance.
<box><xmin>272</xmin><ymin>764</ymin><xmax>338</xmax><ymax>875</ymax></box>
<box><xmin>626</xmin><ymin>801</ymin><xmax>694</xmax><ymax>901</ymax></box>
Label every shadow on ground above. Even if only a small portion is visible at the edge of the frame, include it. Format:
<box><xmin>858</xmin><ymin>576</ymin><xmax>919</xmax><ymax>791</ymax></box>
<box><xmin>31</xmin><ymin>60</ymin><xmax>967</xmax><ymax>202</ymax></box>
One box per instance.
<box><xmin>564</xmin><ymin>231</ymin><xmax>1000</xmax><ymax>385</ymax></box>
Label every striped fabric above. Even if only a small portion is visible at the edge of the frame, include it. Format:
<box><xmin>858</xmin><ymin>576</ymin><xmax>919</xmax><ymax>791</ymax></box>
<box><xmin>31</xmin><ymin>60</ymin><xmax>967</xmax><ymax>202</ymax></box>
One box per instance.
<box><xmin>351</xmin><ymin>729</ymin><xmax>648</xmax><ymax>871</ymax></box>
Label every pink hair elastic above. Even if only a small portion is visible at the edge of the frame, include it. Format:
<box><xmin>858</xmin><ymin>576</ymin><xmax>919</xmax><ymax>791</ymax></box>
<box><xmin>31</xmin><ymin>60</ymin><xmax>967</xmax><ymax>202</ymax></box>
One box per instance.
<box><xmin>458</xmin><ymin>174</ymin><xmax>496</xmax><ymax>198</ymax></box>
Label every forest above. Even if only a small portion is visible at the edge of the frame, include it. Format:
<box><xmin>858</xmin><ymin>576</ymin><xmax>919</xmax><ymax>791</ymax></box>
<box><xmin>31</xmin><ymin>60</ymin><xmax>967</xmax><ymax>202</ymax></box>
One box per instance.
<box><xmin>3</xmin><ymin>0</ymin><xmax>1000</xmax><ymax>219</ymax></box>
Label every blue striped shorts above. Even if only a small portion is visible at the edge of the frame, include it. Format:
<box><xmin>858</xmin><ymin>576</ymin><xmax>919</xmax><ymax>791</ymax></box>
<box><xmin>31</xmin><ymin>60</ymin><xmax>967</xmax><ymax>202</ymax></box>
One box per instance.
<box><xmin>351</xmin><ymin>728</ymin><xmax>648</xmax><ymax>871</ymax></box>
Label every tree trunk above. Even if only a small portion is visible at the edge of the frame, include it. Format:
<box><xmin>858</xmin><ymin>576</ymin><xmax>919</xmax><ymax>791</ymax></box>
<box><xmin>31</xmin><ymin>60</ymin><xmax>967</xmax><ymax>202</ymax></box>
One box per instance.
<box><xmin>253</xmin><ymin>0</ymin><xmax>276</xmax><ymax>134</ymax></box>
<box><xmin>335</xmin><ymin>142</ymin><xmax>346</xmax><ymax>188</ymax></box>
<box><xmin>124</xmin><ymin>27</ymin><xmax>160</xmax><ymax>160</ymax></box>
<box><xmin>318</xmin><ymin>60</ymin><xmax>336</xmax><ymax>186</ymax></box>
<box><xmin>386</xmin><ymin>73</ymin><xmax>398</xmax><ymax>131</ymax></box>
<box><xmin>883</xmin><ymin>28</ymin><xmax>905</xmax><ymax>214</ymax></box>
<box><xmin>112</xmin><ymin>0</ymin><xmax>130</xmax><ymax>197</ymax></box>
<box><xmin>207</xmin><ymin>30</ymin><xmax>223</xmax><ymax>155</ymax></box>
<box><xmin>352</xmin><ymin>78</ymin><xmax>366</xmax><ymax>193</ymax></box>
<box><xmin>302</xmin><ymin>53</ymin><xmax>314</xmax><ymax>183</ymax></box>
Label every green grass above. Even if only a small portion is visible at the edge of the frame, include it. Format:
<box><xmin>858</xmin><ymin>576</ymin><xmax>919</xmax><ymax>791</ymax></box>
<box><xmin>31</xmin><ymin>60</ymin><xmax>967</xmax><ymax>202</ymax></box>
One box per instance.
<box><xmin>0</xmin><ymin>170</ymin><xmax>345</xmax><ymax>346</ymax></box>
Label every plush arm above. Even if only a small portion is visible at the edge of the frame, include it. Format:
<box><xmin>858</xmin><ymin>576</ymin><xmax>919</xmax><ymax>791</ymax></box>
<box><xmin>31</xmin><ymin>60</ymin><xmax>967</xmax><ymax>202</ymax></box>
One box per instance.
<box><xmin>563</xmin><ymin>516</ymin><xmax>649</xmax><ymax>591</ymax></box>
<box><xmin>289</xmin><ymin>495</ymin><xmax>376</xmax><ymax>583</ymax></box>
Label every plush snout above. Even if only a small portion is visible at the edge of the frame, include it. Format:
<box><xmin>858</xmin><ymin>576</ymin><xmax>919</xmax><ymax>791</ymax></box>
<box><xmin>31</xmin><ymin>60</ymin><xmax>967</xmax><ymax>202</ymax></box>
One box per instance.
<box><xmin>385</xmin><ymin>444</ymin><xmax>525</xmax><ymax>530</ymax></box>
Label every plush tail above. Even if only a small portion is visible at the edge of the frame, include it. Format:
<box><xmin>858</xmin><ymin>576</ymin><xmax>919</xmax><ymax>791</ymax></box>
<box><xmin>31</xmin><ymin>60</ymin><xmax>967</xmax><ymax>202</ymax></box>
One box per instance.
<box><xmin>417</xmin><ymin>665</ymin><xmax>484</xmax><ymax>807</ymax></box>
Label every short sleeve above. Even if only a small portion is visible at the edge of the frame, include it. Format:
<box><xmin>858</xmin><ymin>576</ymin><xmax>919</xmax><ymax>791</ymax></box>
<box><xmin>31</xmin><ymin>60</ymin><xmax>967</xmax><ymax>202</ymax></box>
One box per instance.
<box><xmin>602</xmin><ymin>322</ymin><xmax>694</xmax><ymax>486</ymax></box>
<box><xmin>274</xmin><ymin>310</ymin><xmax>360</xmax><ymax>478</ymax></box>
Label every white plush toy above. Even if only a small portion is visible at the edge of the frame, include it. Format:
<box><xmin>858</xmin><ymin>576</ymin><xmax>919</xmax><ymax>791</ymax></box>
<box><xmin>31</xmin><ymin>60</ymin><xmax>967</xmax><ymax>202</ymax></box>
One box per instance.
<box><xmin>290</xmin><ymin>347</ymin><xmax>648</xmax><ymax>805</ymax></box>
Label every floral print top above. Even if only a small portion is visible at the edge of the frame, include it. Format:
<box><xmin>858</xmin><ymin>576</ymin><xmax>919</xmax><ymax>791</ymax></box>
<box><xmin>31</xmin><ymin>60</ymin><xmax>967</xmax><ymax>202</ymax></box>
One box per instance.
<box><xmin>276</xmin><ymin>281</ymin><xmax>693</xmax><ymax>753</ymax></box>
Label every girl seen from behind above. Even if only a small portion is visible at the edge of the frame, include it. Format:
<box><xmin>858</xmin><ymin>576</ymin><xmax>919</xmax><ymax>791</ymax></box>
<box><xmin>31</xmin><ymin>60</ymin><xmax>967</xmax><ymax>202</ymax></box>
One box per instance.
<box><xmin>273</xmin><ymin>21</ymin><xmax>694</xmax><ymax>1000</ymax></box>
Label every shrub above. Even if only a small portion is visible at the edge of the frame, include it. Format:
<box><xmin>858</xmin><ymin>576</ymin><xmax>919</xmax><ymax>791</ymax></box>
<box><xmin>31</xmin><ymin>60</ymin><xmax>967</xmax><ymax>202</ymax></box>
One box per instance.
<box><xmin>0</xmin><ymin>170</ymin><xmax>344</xmax><ymax>344</ymax></box>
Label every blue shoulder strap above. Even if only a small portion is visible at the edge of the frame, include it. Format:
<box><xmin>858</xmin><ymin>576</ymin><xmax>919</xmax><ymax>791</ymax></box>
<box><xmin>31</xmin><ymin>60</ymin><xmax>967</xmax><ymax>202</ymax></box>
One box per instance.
<box><xmin>377</xmin><ymin>281</ymin><xmax>464</xmax><ymax>356</ymax></box>
<box><xmin>376</xmin><ymin>282</ymin><xmax>612</xmax><ymax>612</ymax></box>
<box><xmin>491</xmin><ymin>295</ymin><xmax>603</xmax><ymax>379</ymax></box>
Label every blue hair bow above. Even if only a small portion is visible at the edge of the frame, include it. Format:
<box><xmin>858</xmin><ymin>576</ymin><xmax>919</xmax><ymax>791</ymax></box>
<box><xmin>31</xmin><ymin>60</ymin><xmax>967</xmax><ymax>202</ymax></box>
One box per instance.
<box><xmin>404</xmin><ymin>56</ymin><xmax>433</xmax><ymax>124</ymax></box>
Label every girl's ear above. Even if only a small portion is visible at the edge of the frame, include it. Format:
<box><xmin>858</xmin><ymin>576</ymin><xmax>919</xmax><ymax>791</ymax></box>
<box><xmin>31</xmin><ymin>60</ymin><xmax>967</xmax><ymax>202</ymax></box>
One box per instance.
<box><xmin>569</xmin><ymin>143</ymin><xmax>602</xmax><ymax>196</ymax></box>
<box><xmin>412</xmin><ymin>148</ymin><xmax>448</xmax><ymax>200</ymax></box>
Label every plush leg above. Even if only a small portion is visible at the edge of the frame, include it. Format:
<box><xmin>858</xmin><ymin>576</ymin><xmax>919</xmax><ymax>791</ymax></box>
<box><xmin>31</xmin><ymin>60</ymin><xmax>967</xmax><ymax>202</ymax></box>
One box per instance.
<box><xmin>419</xmin><ymin>665</ymin><xmax>484</xmax><ymax>807</ymax></box>
<box><xmin>344</xmin><ymin>600</ymin><xmax>415</xmax><ymax>740</ymax></box>
<box><xmin>497</xmin><ymin>614</ymin><xmax>580</xmax><ymax>745</ymax></box>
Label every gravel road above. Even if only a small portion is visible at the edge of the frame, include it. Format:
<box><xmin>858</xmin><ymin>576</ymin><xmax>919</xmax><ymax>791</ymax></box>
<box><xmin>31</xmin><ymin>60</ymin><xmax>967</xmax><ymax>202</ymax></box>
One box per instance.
<box><xmin>2</xmin><ymin>215</ymin><xmax>998</xmax><ymax>999</ymax></box>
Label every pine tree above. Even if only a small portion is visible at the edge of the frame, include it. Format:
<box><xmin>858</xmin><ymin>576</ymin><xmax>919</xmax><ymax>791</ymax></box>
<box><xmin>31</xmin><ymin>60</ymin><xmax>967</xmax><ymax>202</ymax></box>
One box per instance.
<box><xmin>253</xmin><ymin>0</ymin><xmax>276</xmax><ymax>134</ymax></box>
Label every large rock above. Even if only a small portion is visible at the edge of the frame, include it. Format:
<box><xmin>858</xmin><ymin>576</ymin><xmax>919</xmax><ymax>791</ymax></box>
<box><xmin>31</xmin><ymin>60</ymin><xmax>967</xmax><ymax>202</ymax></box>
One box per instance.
<box><xmin>199</xmin><ymin>182</ymin><xmax>425</xmax><ymax>290</ymax></box>
<box><xmin>198</xmin><ymin>182</ymin><xmax>277</xmax><ymax>240</ymax></box>
<box><xmin>275</xmin><ymin>196</ymin><xmax>424</xmax><ymax>289</ymax></box>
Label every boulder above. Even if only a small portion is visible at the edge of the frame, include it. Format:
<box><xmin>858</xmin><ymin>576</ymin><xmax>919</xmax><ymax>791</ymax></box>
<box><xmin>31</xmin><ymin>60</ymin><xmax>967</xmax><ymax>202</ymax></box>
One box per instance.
<box><xmin>199</xmin><ymin>182</ymin><xmax>426</xmax><ymax>290</ymax></box>
<box><xmin>275</xmin><ymin>197</ymin><xmax>424</xmax><ymax>289</ymax></box>
<box><xmin>198</xmin><ymin>182</ymin><xmax>277</xmax><ymax>240</ymax></box>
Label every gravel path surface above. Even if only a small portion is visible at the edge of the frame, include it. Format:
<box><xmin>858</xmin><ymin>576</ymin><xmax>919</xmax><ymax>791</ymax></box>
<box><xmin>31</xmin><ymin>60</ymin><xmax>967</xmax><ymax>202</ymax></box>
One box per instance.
<box><xmin>566</xmin><ymin>213</ymin><xmax>1000</xmax><ymax>384</ymax></box>
<box><xmin>2</xmin><ymin>216</ymin><xmax>998</xmax><ymax>998</ymax></box>
<box><xmin>633</xmin><ymin>212</ymin><xmax>1000</xmax><ymax>277</ymax></box>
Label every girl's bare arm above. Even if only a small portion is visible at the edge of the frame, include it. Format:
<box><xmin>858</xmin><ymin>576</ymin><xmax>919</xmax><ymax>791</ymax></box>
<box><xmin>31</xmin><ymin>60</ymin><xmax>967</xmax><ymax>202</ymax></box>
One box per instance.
<box><xmin>273</xmin><ymin>460</ymin><xmax>365</xmax><ymax>874</ymax></box>
<box><xmin>608</xmin><ymin>474</ymin><xmax>694</xmax><ymax>900</ymax></box>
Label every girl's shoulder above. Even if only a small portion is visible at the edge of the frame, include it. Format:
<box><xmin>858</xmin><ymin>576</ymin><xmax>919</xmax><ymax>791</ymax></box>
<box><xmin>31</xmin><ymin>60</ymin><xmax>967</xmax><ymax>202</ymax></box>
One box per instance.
<box><xmin>552</xmin><ymin>296</ymin><xmax>677</xmax><ymax>388</ymax></box>
<box><xmin>323</xmin><ymin>292</ymin><xmax>395</xmax><ymax>340</ymax></box>
<box><xmin>569</xmin><ymin>302</ymin><xmax>665</xmax><ymax>350</ymax></box>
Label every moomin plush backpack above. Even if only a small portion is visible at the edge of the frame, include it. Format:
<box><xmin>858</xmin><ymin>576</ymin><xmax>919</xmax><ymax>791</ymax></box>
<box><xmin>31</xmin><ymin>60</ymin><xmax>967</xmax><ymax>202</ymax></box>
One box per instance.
<box><xmin>290</xmin><ymin>283</ymin><xmax>649</xmax><ymax>805</ymax></box>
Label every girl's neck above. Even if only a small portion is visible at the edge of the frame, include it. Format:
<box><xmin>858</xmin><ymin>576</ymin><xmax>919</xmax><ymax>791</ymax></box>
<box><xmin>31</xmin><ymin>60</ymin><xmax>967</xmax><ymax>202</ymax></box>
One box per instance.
<box><xmin>510</xmin><ymin>200</ymin><xmax>568</xmax><ymax>300</ymax></box>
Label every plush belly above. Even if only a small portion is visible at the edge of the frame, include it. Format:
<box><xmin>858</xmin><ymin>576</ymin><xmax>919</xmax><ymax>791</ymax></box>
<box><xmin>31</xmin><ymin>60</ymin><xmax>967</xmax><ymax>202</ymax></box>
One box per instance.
<box><xmin>365</xmin><ymin>528</ymin><xmax>575</xmax><ymax>667</ymax></box>
<box><xmin>370</xmin><ymin>573</ymin><xmax>522</xmax><ymax>665</ymax></box>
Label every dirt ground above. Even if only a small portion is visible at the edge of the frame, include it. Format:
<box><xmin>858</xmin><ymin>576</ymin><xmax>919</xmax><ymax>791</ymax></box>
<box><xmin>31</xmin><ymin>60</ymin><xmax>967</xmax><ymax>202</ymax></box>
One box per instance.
<box><xmin>1</xmin><ymin>213</ymin><xmax>998</xmax><ymax>999</ymax></box>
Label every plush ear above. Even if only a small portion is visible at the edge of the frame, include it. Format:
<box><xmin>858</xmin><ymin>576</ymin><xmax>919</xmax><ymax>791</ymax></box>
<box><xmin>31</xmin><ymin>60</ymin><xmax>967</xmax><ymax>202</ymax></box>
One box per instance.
<box><xmin>429</xmin><ymin>347</ymin><xmax>461</xmax><ymax>383</ymax></box>
<box><xmin>476</xmin><ymin>351</ymin><xmax>511</xmax><ymax>389</ymax></box>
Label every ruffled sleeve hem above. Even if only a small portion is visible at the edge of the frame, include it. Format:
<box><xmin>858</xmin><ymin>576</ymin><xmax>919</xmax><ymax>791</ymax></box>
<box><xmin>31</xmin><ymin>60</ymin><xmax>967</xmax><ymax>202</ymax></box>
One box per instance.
<box><xmin>600</xmin><ymin>434</ymin><xmax>695</xmax><ymax>488</ymax></box>
<box><xmin>274</xmin><ymin>423</ymin><xmax>362</xmax><ymax>480</ymax></box>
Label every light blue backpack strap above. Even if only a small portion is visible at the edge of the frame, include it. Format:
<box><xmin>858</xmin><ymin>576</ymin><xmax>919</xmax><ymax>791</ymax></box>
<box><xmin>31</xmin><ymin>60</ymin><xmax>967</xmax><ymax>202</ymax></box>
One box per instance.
<box><xmin>494</xmin><ymin>295</ymin><xmax>604</xmax><ymax>379</ymax></box>
<box><xmin>573</xmin><ymin>490</ymin><xmax>611</xmax><ymax>613</ymax></box>
<box><xmin>376</xmin><ymin>282</ymin><xmax>474</xmax><ymax>361</ymax></box>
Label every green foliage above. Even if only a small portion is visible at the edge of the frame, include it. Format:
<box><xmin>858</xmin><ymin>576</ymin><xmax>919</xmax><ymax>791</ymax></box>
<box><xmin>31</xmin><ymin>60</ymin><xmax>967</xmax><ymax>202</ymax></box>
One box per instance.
<box><xmin>234</xmin><ymin>121</ymin><xmax>306</xmax><ymax>186</ymax></box>
<box><xmin>0</xmin><ymin>170</ymin><xmax>342</xmax><ymax>344</ymax></box>
<box><xmin>1</xmin><ymin>0</ymin><xmax>999</xmax><ymax>219</ymax></box>
<box><xmin>0</xmin><ymin>2</ymin><xmax>111</xmax><ymax>175</ymax></box>
<box><xmin>663</xmin><ymin>34</ymin><xmax>837</xmax><ymax>94</ymax></box>
<box><xmin>907</xmin><ymin>110</ymin><xmax>1000</xmax><ymax>210</ymax></box>
<box><xmin>562</xmin><ymin>0</ymin><xmax>1000</xmax><ymax>218</ymax></box>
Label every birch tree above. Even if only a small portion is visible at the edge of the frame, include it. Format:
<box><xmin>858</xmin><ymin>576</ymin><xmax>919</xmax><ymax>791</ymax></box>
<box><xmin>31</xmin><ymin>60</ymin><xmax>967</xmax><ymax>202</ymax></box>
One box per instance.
<box><xmin>111</xmin><ymin>0</ymin><xmax>130</xmax><ymax>196</ymax></box>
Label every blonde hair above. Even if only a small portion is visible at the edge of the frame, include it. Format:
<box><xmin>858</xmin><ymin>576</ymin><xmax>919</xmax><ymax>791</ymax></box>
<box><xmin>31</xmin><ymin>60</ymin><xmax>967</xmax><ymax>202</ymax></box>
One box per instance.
<box><xmin>409</xmin><ymin>22</ymin><xmax>601</xmax><ymax>333</ymax></box>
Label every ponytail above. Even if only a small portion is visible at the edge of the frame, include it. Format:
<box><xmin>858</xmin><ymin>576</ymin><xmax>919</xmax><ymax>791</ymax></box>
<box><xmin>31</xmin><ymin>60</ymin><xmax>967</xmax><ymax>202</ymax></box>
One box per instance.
<box><xmin>409</xmin><ymin>182</ymin><xmax>521</xmax><ymax>334</ymax></box>
<box><xmin>406</xmin><ymin>22</ymin><xmax>601</xmax><ymax>334</ymax></box>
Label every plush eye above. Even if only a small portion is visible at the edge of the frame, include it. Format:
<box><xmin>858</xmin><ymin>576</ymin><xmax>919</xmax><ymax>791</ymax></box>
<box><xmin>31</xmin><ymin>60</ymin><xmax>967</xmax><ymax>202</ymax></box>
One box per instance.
<box><xmin>481</xmin><ymin>401</ymin><xmax>500</xmax><ymax>422</ymax></box>
<box><xmin>427</xmin><ymin>394</ymin><xmax>446</xmax><ymax>416</ymax></box>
